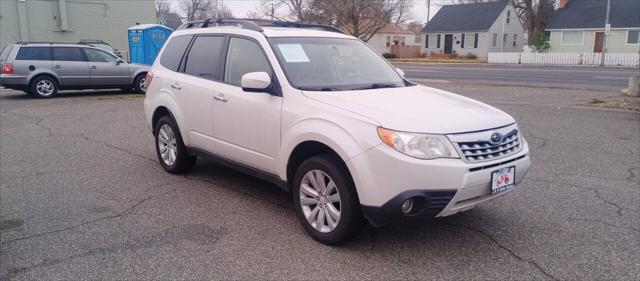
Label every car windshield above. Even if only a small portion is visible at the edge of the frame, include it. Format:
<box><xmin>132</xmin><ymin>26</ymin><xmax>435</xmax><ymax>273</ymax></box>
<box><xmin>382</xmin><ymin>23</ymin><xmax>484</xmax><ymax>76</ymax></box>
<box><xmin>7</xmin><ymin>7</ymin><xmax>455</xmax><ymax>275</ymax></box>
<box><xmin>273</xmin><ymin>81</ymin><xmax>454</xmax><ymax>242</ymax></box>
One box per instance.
<box><xmin>269</xmin><ymin>37</ymin><xmax>407</xmax><ymax>91</ymax></box>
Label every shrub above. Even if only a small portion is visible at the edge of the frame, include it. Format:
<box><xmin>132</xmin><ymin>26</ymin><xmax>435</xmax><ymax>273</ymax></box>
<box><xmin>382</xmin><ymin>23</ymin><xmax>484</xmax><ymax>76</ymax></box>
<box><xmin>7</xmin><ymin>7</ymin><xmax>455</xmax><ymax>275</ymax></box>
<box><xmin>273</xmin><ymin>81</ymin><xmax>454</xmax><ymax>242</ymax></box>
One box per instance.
<box><xmin>464</xmin><ymin>53</ymin><xmax>478</xmax><ymax>59</ymax></box>
<box><xmin>530</xmin><ymin>32</ymin><xmax>550</xmax><ymax>52</ymax></box>
<box><xmin>382</xmin><ymin>53</ymin><xmax>396</xmax><ymax>59</ymax></box>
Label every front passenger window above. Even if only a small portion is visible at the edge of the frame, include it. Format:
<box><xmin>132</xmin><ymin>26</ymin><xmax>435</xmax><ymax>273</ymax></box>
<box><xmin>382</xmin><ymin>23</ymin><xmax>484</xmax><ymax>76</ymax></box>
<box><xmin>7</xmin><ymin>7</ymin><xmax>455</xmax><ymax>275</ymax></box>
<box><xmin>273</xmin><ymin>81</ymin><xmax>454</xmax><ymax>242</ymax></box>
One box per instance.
<box><xmin>224</xmin><ymin>38</ymin><xmax>273</xmax><ymax>86</ymax></box>
<box><xmin>84</xmin><ymin>48</ymin><xmax>118</xmax><ymax>63</ymax></box>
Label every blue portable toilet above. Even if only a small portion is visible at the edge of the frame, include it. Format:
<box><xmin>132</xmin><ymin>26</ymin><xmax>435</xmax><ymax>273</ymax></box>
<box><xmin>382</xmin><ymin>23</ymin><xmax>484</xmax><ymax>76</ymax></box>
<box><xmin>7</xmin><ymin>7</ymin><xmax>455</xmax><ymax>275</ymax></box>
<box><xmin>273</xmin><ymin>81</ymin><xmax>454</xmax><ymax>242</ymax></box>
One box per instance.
<box><xmin>128</xmin><ymin>24</ymin><xmax>172</xmax><ymax>65</ymax></box>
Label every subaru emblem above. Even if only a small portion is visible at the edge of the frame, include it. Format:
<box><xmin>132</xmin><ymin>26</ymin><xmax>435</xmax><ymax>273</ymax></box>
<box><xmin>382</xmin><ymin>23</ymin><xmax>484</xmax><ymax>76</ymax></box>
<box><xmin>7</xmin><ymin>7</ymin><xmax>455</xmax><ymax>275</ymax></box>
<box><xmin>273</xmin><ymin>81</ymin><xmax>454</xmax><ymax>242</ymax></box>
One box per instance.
<box><xmin>489</xmin><ymin>132</ymin><xmax>503</xmax><ymax>145</ymax></box>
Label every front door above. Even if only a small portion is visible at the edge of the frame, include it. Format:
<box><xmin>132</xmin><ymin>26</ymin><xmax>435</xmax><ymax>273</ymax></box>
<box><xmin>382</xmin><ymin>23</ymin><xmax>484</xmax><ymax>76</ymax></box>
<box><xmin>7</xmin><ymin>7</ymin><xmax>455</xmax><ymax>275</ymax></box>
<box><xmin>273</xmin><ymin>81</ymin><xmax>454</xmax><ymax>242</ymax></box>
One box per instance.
<box><xmin>444</xmin><ymin>34</ymin><xmax>454</xmax><ymax>54</ymax></box>
<box><xmin>594</xmin><ymin>32</ymin><xmax>605</xmax><ymax>53</ymax></box>
<box><xmin>83</xmin><ymin>48</ymin><xmax>131</xmax><ymax>86</ymax></box>
<box><xmin>212</xmin><ymin>37</ymin><xmax>282</xmax><ymax>174</ymax></box>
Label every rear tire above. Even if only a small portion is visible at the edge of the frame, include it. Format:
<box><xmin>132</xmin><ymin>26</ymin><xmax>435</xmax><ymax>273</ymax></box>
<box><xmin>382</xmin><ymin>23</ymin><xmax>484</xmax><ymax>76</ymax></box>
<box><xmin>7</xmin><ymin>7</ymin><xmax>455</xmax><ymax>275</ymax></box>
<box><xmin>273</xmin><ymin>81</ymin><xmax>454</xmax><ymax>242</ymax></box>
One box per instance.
<box><xmin>133</xmin><ymin>73</ymin><xmax>147</xmax><ymax>94</ymax></box>
<box><xmin>29</xmin><ymin>76</ymin><xmax>58</xmax><ymax>99</ymax></box>
<box><xmin>154</xmin><ymin>116</ymin><xmax>196</xmax><ymax>174</ymax></box>
<box><xmin>292</xmin><ymin>154</ymin><xmax>364</xmax><ymax>245</ymax></box>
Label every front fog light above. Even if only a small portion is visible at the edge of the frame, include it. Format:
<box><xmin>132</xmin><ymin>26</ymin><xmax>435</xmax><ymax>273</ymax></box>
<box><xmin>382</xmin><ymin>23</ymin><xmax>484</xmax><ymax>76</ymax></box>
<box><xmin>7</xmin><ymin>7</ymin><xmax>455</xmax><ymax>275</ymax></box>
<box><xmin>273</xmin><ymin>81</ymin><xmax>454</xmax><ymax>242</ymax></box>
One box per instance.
<box><xmin>401</xmin><ymin>198</ymin><xmax>414</xmax><ymax>214</ymax></box>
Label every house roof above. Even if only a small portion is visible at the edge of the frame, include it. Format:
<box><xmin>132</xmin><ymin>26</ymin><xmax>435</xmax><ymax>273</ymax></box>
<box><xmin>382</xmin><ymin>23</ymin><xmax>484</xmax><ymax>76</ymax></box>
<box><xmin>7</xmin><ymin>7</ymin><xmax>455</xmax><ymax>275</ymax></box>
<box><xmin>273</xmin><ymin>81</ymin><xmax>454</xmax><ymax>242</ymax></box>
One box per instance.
<box><xmin>377</xmin><ymin>24</ymin><xmax>414</xmax><ymax>35</ymax></box>
<box><xmin>547</xmin><ymin>0</ymin><xmax>640</xmax><ymax>30</ymax></box>
<box><xmin>422</xmin><ymin>0</ymin><xmax>508</xmax><ymax>33</ymax></box>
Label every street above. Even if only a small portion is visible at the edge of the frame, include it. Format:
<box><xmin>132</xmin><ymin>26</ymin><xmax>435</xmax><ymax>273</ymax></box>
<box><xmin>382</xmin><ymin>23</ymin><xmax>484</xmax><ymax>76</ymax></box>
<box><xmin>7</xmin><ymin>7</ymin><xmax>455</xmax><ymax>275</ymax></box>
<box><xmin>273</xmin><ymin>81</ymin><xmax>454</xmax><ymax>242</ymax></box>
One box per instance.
<box><xmin>395</xmin><ymin>63</ymin><xmax>639</xmax><ymax>91</ymax></box>
<box><xmin>1</xmin><ymin>79</ymin><xmax>638</xmax><ymax>280</ymax></box>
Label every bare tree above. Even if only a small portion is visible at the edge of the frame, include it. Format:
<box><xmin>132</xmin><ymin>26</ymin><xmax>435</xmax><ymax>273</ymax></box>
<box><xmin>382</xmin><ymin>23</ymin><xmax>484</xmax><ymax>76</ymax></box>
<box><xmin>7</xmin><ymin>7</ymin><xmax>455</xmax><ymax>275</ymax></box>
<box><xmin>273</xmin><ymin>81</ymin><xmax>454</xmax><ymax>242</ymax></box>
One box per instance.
<box><xmin>511</xmin><ymin>0</ymin><xmax>555</xmax><ymax>43</ymax></box>
<box><xmin>179</xmin><ymin>0</ymin><xmax>233</xmax><ymax>21</ymax></box>
<box><xmin>307</xmin><ymin>0</ymin><xmax>413</xmax><ymax>42</ymax></box>
<box><xmin>262</xmin><ymin>0</ymin><xmax>309</xmax><ymax>23</ymax></box>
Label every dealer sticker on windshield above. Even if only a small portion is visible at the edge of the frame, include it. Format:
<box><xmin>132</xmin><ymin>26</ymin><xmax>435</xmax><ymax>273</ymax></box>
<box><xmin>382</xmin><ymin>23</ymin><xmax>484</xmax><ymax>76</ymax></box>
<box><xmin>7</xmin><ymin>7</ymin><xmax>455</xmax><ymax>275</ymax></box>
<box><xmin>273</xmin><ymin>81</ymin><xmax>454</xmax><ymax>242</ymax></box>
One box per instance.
<box><xmin>277</xmin><ymin>43</ymin><xmax>310</xmax><ymax>63</ymax></box>
<box><xmin>491</xmin><ymin>166</ymin><xmax>515</xmax><ymax>194</ymax></box>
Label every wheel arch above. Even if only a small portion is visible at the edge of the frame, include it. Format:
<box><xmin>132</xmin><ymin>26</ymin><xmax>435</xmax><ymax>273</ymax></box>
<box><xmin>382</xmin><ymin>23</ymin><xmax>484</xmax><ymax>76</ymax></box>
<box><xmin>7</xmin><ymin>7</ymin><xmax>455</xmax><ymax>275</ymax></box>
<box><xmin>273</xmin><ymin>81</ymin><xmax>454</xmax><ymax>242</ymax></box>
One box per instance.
<box><xmin>28</xmin><ymin>72</ymin><xmax>61</xmax><ymax>87</ymax></box>
<box><xmin>151</xmin><ymin>106</ymin><xmax>177</xmax><ymax>135</ymax></box>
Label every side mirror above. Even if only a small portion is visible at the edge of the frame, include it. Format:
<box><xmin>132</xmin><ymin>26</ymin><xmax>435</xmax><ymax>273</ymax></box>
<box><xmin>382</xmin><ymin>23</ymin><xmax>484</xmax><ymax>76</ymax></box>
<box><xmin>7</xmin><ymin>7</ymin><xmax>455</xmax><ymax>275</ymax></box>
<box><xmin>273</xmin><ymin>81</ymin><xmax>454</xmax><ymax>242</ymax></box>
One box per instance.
<box><xmin>395</xmin><ymin>68</ymin><xmax>405</xmax><ymax>77</ymax></box>
<box><xmin>116</xmin><ymin>59</ymin><xmax>124</xmax><ymax>65</ymax></box>
<box><xmin>241</xmin><ymin>72</ymin><xmax>271</xmax><ymax>92</ymax></box>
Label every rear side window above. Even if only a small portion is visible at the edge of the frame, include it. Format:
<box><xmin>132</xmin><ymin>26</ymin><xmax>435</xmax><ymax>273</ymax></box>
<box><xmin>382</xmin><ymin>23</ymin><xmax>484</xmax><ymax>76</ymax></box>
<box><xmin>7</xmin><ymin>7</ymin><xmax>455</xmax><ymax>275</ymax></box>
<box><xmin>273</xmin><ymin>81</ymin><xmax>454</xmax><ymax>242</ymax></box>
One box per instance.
<box><xmin>0</xmin><ymin>45</ymin><xmax>14</xmax><ymax>62</ymax></box>
<box><xmin>160</xmin><ymin>35</ymin><xmax>192</xmax><ymax>71</ymax></box>
<box><xmin>15</xmin><ymin>47</ymin><xmax>51</xmax><ymax>61</ymax></box>
<box><xmin>52</xmin><ymin>47</ymin><xmax>85</xmax><ymax>62</ymax></box>
<box><xmin>183</xmin><ymin>36</ymin><xmax>225</xmax><ymax>79</ymax></box>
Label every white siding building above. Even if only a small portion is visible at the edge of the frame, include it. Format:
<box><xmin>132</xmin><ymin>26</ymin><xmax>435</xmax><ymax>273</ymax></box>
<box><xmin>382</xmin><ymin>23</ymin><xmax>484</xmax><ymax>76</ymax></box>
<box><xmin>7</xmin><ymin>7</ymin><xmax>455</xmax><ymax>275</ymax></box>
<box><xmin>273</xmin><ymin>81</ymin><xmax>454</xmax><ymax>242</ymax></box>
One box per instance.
<box><xmin>367</xmin><ymin>25</ymin><xmax>419</xmax><ymax>55</ymax></box>
<box><xmin>421</xmin><ymin>0</ymin><xmax>524</xmax><ymax>58</ymax></box>
<box><xmin>545</xmin><ymin>0</ymin><xmax>640</xmax><ymax>53</ymax></box>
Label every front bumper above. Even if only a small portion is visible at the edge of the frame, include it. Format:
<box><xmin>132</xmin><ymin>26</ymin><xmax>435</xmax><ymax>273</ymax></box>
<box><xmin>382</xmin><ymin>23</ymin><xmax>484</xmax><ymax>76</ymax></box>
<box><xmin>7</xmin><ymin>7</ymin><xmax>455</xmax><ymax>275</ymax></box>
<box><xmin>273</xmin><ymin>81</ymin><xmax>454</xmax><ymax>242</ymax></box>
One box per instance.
<box><xmin>348</xmin><ymin>138</ymin><xmax>531</xmax><ymax>226</ymax></box>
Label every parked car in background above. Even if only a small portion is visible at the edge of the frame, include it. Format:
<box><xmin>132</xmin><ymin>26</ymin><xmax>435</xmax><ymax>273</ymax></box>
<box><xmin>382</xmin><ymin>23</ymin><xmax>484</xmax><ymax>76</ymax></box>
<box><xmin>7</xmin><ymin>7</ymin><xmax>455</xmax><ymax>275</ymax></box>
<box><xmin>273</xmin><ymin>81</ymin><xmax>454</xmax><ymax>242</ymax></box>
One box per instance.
<box><xmin>0</xmin><ymin>42</ymin><xmax>149</xmax><ymax>98</ymax></box>
<box><xmin>144</xmin><ymin>19</ymin><xmax>531</xmax><ymax>245</ymax></box>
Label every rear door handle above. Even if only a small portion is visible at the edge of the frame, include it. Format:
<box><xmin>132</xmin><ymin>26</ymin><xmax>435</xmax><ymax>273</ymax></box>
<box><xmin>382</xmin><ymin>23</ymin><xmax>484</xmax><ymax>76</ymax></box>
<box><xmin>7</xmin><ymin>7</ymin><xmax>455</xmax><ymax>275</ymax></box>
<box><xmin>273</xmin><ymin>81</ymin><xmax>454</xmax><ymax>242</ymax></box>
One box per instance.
<box><xmin>170</xmin><ymin>82</ymin><xmax>181</xmax><ymax>90</ymax></box>
<box><xmin>214</xmin><ymin>94</ymin><xmax>227</xmax><ymax>102</ymax></box>
<box><xmin>54</xmin><ymin>65</ymin><xmax>62</xmax><ymax>69</ymax></box>
<box><xmin>90</xmin><ymin>65</ymin><xmax>97</xmax><ymax>69</ymax></box>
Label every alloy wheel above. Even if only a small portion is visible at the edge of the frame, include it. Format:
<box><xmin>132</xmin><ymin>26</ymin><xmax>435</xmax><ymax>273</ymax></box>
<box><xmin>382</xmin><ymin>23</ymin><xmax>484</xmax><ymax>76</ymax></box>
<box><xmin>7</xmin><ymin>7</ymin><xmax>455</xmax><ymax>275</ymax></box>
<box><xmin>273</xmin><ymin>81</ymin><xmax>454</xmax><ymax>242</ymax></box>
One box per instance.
<box><xmin>299</xmin><ymin>170</ymin><xmax>341</xmax><ymax>233</ymax></box>
<box><xmin>36</xmin><ymin>80</ymin><xmax>55</xmax><ymax>96</ymax></box>
<box><xmin>157</xmin><ymin>124</ymin><xmax>177</xmax><ymax>166</ymax></box>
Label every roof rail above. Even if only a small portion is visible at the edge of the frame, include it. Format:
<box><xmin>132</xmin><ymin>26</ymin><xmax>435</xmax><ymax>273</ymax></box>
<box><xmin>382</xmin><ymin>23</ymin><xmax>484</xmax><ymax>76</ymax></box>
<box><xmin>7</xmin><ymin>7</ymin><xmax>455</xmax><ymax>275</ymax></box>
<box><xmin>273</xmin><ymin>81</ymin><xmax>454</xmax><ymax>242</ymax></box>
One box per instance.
<box><xmin>177</xmin><ymin>18</ymin><xmax>263</xmax><ymax>32</ymax></box>
<box><xmin>176</xmin><ymin>18</ymin><xmax>345</xmax><ymax>34</ymax></box>
<box><xmin>250</xmin><ymin>19</ymin><xmax>345</xmax><ymax>34</ymax></box>
<box><xmin>16</xmin><ymin>42</ymin><xmax>82</xmax><ymax>45</ymax></box>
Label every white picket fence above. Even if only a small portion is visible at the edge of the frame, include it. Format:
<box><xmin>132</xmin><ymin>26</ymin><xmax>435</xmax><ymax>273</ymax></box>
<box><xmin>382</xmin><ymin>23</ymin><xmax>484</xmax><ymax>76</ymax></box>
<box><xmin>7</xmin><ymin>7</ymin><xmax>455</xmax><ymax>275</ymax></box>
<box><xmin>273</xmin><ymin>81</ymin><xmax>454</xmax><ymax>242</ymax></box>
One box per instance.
<box><xmin>488</xmin><ymin>52</ymin><xmax>640</xmax><ymax>67</ymax></box>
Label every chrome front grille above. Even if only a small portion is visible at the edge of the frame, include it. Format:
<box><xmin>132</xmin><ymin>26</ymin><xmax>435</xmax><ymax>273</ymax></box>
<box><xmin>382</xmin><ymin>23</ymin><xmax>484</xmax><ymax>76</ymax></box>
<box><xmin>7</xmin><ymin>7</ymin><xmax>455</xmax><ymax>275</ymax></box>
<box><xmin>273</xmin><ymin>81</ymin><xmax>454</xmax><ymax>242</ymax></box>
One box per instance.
<box><xmin>447</xmin><ymin>124</ymin><xmax>522</xmax><ymax>163</ymax></box>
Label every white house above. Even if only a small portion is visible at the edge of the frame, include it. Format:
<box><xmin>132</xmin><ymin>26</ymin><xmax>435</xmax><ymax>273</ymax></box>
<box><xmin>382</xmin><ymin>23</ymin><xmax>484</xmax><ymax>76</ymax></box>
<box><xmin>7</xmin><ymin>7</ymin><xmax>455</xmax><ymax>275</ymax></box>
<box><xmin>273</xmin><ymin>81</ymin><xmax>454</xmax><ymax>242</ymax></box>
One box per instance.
<box><xmin>367</xmin><ymin>24</ymin><xmax>420</xmax><ymax>55</ymax></box>
<box><xmin>545</xmin><ymin>0</ymin><xmax>640</xmax><ymax>53</ymax></box>
<box><xmin>421</xmin><ymin>0</ymin><xmax>524</xmax><ymax>58</ymax></box>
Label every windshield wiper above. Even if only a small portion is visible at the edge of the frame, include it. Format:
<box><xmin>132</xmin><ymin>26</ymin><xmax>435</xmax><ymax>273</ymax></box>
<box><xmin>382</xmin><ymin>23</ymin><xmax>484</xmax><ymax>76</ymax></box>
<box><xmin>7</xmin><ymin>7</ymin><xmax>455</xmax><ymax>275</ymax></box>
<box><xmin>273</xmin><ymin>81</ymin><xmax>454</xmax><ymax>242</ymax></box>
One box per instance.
<box><xmin>298</xmin><ymin>86</ymin><xmax>342</xmax><ymax>91</ymax></box>
<box><xmin>351</xmin><ymin>83</ymin><xmax>400</xmax><ymax>90</ymax></box>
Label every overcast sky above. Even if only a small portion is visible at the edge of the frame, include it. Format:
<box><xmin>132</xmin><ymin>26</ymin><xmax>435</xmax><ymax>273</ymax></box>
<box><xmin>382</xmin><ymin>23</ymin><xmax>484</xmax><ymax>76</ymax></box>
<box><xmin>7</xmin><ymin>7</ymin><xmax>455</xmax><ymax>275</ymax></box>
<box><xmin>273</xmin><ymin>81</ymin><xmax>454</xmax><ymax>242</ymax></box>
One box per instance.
<box><xmin>170</xmin><ymin>0</ymin><xmax>445</xmax><ymax>23</ymax></box>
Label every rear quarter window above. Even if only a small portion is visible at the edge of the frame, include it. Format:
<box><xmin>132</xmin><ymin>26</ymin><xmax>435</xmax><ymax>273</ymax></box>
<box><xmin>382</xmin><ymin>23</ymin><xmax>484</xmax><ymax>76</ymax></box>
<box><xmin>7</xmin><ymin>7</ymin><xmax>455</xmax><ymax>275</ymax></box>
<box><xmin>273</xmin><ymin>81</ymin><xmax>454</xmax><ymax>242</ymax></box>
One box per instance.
<box><xmin>160</xmin><ymin>35</ymin><xmax>193</xmax><ymax>71</ymax></box>
<box><xmin>0</xmin><ymin>45</ymin><xmax>13</xmax><ymax>62</ymax></box>
<box><xmin>15</xmin><ymin>47</ymin><xmax>52</xmax><ymax>61</ymax></box>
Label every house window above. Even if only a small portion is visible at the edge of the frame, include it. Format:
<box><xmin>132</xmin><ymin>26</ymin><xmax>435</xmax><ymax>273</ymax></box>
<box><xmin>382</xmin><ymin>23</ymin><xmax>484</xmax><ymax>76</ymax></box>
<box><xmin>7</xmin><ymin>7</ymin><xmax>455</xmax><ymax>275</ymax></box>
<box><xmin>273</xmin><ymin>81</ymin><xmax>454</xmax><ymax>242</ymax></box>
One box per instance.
<box><xmin>400</xmin><ymin>37</ymin><xmax>406</xmax><ymax>45</ymax></box>
<box><xmin>415</xmin><ymin>35</ymin><xmax>421</xmax><ymax>44</ymax></box>
<box><xmin>492</xmin><ymin>33</ymin><xmax>498</xmax><ymax>47</ymax></box>
<box><xmin>561</xmin><ymin>31</ymin><xmax>583</xmax><ymax>45</ymax></box>
<box><xmin>627</xmin><ymin>30</ymin><xmax>640</xmax><ymax>44</ymax></box>
<box><xmin>512</xmin><ymin>34</ymin><xmax>518</xmax><ymax>47</ymax></box>
<box><xmin>463</xmin><ymin>33</ymin><xmax>476</xmax><ymax>48</ymax></box>
<box><xmin>386</xmin><ymin>36</ymin><xmax>391</xmax><ymax>47</ymax></box>
<box><xmin>503</xmin><ymin>33</ymin><xmax>508</xmax><ymax>47</ymax></box>
<box><xmin>506</xmin><ymin>11</ymin><xmax>511</xmax><ymax>24</ymax></box>
<box><xmin>428</xmin><ymin>34</ymin><xmax>438</xmax><ymax>48</ymax></box>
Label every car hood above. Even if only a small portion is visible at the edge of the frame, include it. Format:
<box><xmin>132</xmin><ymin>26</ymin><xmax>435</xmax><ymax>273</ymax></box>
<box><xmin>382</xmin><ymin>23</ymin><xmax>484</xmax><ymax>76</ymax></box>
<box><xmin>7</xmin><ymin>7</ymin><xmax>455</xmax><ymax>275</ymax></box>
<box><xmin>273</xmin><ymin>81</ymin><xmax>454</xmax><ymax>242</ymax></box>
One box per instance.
<box><xmin>302</xmin><ymin>85</ymin><xmax>515</xmax><ymax>134</ymax></box>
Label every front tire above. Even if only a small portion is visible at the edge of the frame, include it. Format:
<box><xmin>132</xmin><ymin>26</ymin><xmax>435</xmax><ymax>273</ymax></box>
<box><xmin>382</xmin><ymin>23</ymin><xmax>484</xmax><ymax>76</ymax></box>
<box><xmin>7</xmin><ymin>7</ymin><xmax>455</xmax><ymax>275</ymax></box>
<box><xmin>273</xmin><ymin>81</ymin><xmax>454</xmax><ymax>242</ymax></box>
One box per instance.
<box><xmin>292</xmin><ymin>155</ymin><xmax>364</xmax><ymax>245</ymax></box>
<box><xmin>29</xmin><ymin>76</ymin><xmax>58</xmax><ymax>98</ymax></box>
<box><xmin>154</xmin><ymin>116</ymin><xmax>196</xmax><ymax>174</ymax></box>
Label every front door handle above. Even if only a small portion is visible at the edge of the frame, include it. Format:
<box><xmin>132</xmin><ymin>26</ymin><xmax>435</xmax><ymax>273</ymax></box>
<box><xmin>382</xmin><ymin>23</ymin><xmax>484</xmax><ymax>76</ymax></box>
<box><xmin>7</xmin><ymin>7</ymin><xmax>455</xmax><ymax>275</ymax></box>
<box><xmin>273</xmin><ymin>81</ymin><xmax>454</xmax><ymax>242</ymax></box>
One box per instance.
<box><xmin>214</xmin><ymin>94</ymin><xmax>227</xmax><ymax>103</ymax></box>
<box><xmin>170</xmin><ymin>82</ymin><xmax>181</xmax><ymax>90</ymax></box>
<box><xmin>90</xmin><ymin>65</ymin><xmax>97</xmax><ymax>69</ymax></box>
<box><xmin>54</xmin><ymin>65</ymin><xmax>62</xmax><ymax>69</ymax></box>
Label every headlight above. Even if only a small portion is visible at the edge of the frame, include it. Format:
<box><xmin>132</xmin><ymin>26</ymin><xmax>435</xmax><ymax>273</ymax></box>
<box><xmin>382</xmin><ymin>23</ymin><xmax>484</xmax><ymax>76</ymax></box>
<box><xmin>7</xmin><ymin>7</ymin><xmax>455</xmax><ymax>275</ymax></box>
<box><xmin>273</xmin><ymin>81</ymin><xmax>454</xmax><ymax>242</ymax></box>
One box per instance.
<box><xmin>377</xmin><ymin>127</ymin><xmax>459</xmax><ymax>159</ymax></box>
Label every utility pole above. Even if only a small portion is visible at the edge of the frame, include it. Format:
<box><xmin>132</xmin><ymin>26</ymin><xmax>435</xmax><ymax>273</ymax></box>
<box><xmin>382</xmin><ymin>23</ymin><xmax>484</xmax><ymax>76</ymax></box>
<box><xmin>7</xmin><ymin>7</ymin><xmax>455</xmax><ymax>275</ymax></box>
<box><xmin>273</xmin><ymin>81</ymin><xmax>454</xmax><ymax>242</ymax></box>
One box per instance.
<box><xmin>426</xmin><ymin>0</ymin><xmax>431</xmax><ymax>24</ymax></box>
<box><xmin>600</xmin><ymin>0</ymin><xmax>611</xmax><ymax>66</ymax></box>
<box><xmin>270</xmin><ymin>3</ymin><xmax>275</xmax><ymax>20</ymax></box>
<box><xmin>215</xmin><ymin>0</ymin><xmax>219</xmax><ymax>18</ymax></box>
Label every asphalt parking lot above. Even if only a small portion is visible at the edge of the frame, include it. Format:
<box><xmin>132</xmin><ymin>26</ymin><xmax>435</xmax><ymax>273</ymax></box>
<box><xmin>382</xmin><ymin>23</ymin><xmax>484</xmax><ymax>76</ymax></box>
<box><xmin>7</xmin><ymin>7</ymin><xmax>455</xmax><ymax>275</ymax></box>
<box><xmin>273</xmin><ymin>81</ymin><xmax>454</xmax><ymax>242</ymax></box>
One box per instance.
<box><xmin>1</xmin><ymin>82</ymin><xmax>639</xmax><ymax>280</ymax></box>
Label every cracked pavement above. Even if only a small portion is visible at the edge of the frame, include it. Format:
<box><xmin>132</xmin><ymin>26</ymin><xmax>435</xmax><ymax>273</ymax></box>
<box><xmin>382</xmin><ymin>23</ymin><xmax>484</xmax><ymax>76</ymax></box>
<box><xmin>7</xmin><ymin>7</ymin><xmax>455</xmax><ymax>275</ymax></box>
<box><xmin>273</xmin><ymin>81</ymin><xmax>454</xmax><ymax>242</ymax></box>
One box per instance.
<box><xmin>1</xmin><ymin>85</ymin><xmax>638</xmax><ymax>280</ymax></box>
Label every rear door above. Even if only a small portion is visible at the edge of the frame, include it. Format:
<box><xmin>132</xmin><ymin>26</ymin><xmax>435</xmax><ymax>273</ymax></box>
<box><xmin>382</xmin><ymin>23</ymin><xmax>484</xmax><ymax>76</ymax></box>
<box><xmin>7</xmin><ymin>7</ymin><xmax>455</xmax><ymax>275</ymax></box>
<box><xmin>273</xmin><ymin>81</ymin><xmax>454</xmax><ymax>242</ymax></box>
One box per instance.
<box><xmin>174</xmin><ymin>35</ymin><xmax>227</xmax><ymax>153</ymax></box>
<box><xmin>51</xmin><ymin>47</ymin><xmax>90</xmax><ymax>86</ymax></box>
<box><xmin>83</xmin><ymin>48</ymin><xmax>130</xmax><ymax>86</ymax></box>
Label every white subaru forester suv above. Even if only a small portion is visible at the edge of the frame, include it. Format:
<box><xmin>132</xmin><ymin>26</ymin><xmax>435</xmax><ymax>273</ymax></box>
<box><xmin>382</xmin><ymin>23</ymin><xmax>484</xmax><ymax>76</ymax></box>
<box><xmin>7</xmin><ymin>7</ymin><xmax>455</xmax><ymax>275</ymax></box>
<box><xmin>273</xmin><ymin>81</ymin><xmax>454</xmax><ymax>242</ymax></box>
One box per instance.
<box><xmin>144</xmin><ymin>19</ymin><xmax>531</xmax><ymax>245</ymax></box>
